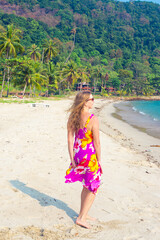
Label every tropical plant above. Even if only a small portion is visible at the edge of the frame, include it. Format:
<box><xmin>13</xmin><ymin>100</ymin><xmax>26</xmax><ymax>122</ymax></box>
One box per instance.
<box><xmin>27</xmin><ymin>44</ymin><xmax>41</xmax><ymax>61</ymax></box>
<box><xmin>0</xmin><ymin>24</ymin><xmax>24</xmax><ymax>96</ymax></box>
<box><xmin>62</xmin><ymin>60</ymin><xmax>80</xmax><ymax>89</ymax></box>
<box><xmin>42</xmin><ymin>39</ymin><xmax>59</xmax><ymax>63</ymax></box>
<box><xmin>65</xmin><ymin>28</ymin><xmax>77</xmax><ymax>63</ymax></box>
<box><xmin>11</xmin><ymin>57</ymin><xmax>48</xmax><ymax>96</ymax></box>
<box><xmin>78</xmin><ymin>67</ymin><xmax>90</xmax><ymax>84</ymax></box>
<box><xmin>41</xmin><ymin>62</ymin><xmax>59</xmax><ymax>94</ymax></box>
<box><xmin>91</xmin><ymin>66</ymin><xmax>106</xmax><ymax>94</ymax></box>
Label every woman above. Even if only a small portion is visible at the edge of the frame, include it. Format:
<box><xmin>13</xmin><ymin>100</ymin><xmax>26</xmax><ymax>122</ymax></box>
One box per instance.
<box><xmin>65</xmin><ymin>91</ymin><xmax>102</xmax><ymax>229</ymax></box>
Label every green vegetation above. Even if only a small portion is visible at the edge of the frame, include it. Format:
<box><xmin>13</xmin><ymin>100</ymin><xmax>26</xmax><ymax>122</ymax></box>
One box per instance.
<box><xmin>0</xmin><ymin>0</ymin><xmax>160</xmax><ymax>97</ymax></box>
<box><xmin>0</xmin><ymin>98</ymin><xmax>36</xmax><ymax>103</ymax></box>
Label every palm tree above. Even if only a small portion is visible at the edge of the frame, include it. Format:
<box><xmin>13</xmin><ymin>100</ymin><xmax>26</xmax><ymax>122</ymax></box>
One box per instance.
<box><xmin>12</xmin><ymin>57</ymin><xmax>48</xmax><ymax>97</ymax></box>
<box><xmin>62</xmin><ymin>60</ymin><xmax>80</xmax><ymax>89</ymax></box>
<box><xmin>27</xmin><ymin>44</ymin><xmax>41</xmax><ymax>61</ymax></box>
<box><xmin>0</xmin><ymin>25</ymin><xmax>5</xmax><ymax>33</ymax></box>
<box><xmin>0</xmin><ymin>24</ymin><xmax>24</xmax><ymax>97</ymax></box>
<box><xmin>0</xmin><ymin>61</ymin><xmax>6</xmax><ymax>98</ymax></box>
<box><xmin>77</xmin><ymin>67</ymin><xmax>90</xmax><ymax>90</ymax></box>
<box><xmin>91</xmin><ymin>66</ymin><xmax>104</xmax><ymax>94</ymax></box>
<box><xmin>40</xmin><ymin>62</ymin><xmax>59</xmax><ymax>95</ymax></box>
<box><xmin>42</xmin><ymin>39</ymin><xmax>59</xmax><ymax>63</ymax></box>
<box><xmin>55</xmin><ymin>62</ymin><xmax>66</xmax><ymax>94</ymax></box>
<box><xmin>27</xmin><ymin>44</ymin><xmax>42</xmax><ymax>95</ymax></box>
<box><xmin>65</xmin><ymin>28</ymin><xmax>77</xmax><ymax>63</ymax></box>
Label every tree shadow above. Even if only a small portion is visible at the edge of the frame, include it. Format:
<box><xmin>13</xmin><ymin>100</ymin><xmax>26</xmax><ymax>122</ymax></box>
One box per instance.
<box><xmin>10</xmin><ymin>180</ymin><xmax>78</xmax><ymax>222</ymax></box>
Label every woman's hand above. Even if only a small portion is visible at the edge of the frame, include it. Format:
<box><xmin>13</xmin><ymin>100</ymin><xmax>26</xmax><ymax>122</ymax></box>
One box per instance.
<box><xmin>71</xmin><ymin>160</ymin><xmax>76</xmax><ymax>169</ymax></box>
<box><xmin>99</xmin><ymin>162</ymin><xmax>103</xmax><ymax>174</ymax></box>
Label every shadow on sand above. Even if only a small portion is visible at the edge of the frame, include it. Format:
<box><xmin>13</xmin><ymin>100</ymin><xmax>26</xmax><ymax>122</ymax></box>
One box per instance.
<box><xmin>10</xmin><ymin>180</ymin><xmax>77</xmax><ymax>221</ymax></box>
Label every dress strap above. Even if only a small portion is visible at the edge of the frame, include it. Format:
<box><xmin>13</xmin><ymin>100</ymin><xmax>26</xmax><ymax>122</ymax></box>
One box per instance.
<box><xmin>84</xmin><ymin>114</ymin><xmax>94</xmax><ymax>128</ymax></box>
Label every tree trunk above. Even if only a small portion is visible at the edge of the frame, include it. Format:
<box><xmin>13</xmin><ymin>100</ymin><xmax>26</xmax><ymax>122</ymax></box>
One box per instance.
<box><xmin>94</xmin><ymin>78</ymin><xmax>96</xmax><ymax>94</ymax></box>
<box><xmin>29</xmin><ymin>84</ymin><xmax>32</xmax><ymax>97</ymax></box>
<box><xmin>59</xmin><ymin>82</ymin><xmax>61</xmax><ymax>95</ymax></box>
<box><xmin>65</xmin><ymin>31</ymin><xmax>76</xmax><ymax>63</ymax></box>
<box><xmin>42</xmin><ymin>48</ymin><xmax>44</xmax><ymax>64</ymax></box>
<box><xmin>0</xmin><ymin>70</ymin><xmax>5</xmax><ymax>98</ymax></box>
<box><xmin>101</xmin><ymin>79</ymin><xmax>103</xmax><ymax>93</ymax></box>
<box><xmin>23</xmin><ymin>83</ymin><xmax>27</xmax><ymax>96</ymax></box>
<box><xmin>7</xmin><ymin>66</ymin><xmax>10</xmax><ymax>97</ymax></box>
<box><xmin>6</xmin><ymin>51</ymin><xmax>10</xmax><ymax>97</ymax></box>
<box><xmin>34</xmin><ymin>86</ymin><xmax>36</xmax><ymax>97</ymax></box>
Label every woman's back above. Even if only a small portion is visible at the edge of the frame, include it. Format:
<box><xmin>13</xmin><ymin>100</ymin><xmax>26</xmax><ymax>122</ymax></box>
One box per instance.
<box><xmin>79</xmin><ymin>112</ymin><xmax>94</xmax><ymax>132</ymax></box>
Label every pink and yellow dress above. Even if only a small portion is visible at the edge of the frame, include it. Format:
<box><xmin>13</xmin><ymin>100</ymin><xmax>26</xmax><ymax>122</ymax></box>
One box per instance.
<box><xmin>65</xmin><ymin>114</ymin><xmax>101</xmax><ymax>194</ymax></box>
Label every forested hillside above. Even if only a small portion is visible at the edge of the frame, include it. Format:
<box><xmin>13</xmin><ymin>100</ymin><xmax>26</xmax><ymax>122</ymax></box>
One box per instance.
<box><xmin>0</xmin><ymin>0</ymin><xmax>160</xmax><ymax>96</ymax></box>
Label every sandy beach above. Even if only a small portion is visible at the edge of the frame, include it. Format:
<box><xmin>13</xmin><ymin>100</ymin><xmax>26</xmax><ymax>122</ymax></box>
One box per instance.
<box><xmin>0</xmin><ymin>98</ymin><xmax>160</xmax><ymax>240</ymax></box>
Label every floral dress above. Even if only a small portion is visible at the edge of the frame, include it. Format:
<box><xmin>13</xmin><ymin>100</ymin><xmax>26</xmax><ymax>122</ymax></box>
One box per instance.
<box><xmin>65</xmin><ymin>114</ymin><xmax>101</xmax><ymax>194</ymax></box>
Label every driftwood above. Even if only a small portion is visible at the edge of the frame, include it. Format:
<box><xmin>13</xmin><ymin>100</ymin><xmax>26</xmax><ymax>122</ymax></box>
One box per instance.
<box><xmin>150</xmin><ymin>145</ymin><xmax>160</xmax><ymax>147</ymax></box>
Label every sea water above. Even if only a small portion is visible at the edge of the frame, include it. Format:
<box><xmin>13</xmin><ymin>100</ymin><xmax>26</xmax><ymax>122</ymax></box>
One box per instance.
<box><xmin>131</xmin><ymin>100</ymin><xmax>160</xmax><ymax>122</ymax></box>
<box><xmin>114</xmin><ymin>100</ymin><xmax>160</xmax><ymax>139</ymax></box>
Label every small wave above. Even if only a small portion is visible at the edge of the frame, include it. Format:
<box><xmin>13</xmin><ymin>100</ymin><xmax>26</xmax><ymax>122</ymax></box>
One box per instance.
<box><xmin>132</xmin><ymin>107</ymin><xmax>137</xmax><ymax>111</ymax></box>
<box><xmin>153</xmin><ymin>118</ymin><xmax>158</xmax><ymax>121</ymax></box>
<box><xmin>139</xmin><ymin>111</ymin><xmax>146</xmax><ymax>115</ymax></box>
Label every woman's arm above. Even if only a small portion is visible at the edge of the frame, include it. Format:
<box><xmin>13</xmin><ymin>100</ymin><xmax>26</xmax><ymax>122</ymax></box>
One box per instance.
<box><xmin>67</xmin><ymin>121</ymin><xmax>76</xmax><ymax>168</ymax></box>
<box><xmin>92</xmin><ymin>116</ymin><xmax>103</xmax><ymax>173</ymax></box>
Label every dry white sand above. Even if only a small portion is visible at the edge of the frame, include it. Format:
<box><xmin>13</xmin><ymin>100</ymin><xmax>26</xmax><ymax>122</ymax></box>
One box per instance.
<box><xmin>0</xmin><ymin>99</ymin><xmax>160</xmax><ymax>240</ymax></box>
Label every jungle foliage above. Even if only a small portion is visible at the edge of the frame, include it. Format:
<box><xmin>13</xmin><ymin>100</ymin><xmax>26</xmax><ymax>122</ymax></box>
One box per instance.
<box><xmin>0</xmin><ymin>0</ymin><xmax>160</xmax><ymax>96</ymax></box>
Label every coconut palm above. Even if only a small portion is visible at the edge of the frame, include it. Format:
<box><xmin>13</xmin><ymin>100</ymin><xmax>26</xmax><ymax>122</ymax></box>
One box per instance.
<box><xmin>62</xmin><ymin>60</ymin><xmax>80</xmax><ymax>89</ymax></box>
<box><xmin>0</xmin><ymin>24</ymin><xmax>24</xmax><ymax>58</ymax></box>
<box><xmin>78</xmin><ymin>67</ymin><xmax>90</xmax><ymax>83</ymax></box>
<box><xmin>54</xmin><ymin>62</ymin><xmax>67</xmax><ymax>94</ymax></box>
<box><xmin>12</xmin><ymin>57</ymin><xmax>48</xmax><ymax>96</ymax></box>
<box><xmin>77</xmin><ymin>67</ymin><xmax>90</xmax><ymax>90</ymax></box>
<box><xmin>0</xmin><ymin>60</ymin><xmax>6</xmax><ymax>98</ymax></box>
<box><xmin>27</xmin><ymin>44</ymin><xmax>41</xmax><ymax>61</ymax></box>
<box><xmin>42</xmin><ymin>39</ymin><xmax>59</xmax><ymax>62</ymax></box>
<box><xmin>0</xmin><ymin>24</ymin><xmax>24</xmax><ymax>96</ymax></box>
<box><xmin>40</xmin><ymin>62</ymin><xmax>60</xmax><ymax>95</ymax></box>
<box><xmin>0</xmin><ymin>25</ymin><xmax>5</xmax><ymax>34</ymax></box>
<box><xmin>91</xmin><ymin>66</ymin><xmax>105</xmax><ymax>94</ymax></box>
<box><xmin>65</xmin><ymin>27</ymin><xmax>77</xmax><ymax>63</ymax></box>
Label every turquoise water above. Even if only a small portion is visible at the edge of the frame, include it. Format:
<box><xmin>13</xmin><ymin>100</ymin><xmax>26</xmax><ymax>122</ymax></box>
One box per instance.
<box><xmin>114</xmin><ymin>100</ymin><xmax>160</xmax><ymax>139</ymax></box>
<box><xmin>131</xmin><ymin>100</ymin><xmax>160</xmax><ymax>122</ymax></box>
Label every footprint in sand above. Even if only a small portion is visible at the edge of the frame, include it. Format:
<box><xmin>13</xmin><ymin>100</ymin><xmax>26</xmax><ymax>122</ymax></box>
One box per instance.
<box><xmin>98</xmin><ymin>219</ymin><xmax>126</xmax><ymax>229</ymax></box>
<box><xmin>123</xmin><ymin>236</ymin><xmax>144</xmax><ymax>240</ymax></box>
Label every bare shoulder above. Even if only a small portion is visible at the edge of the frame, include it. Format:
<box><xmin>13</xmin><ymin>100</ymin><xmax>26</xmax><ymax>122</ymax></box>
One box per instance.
<box><xmin>91</xmin><ymin>115</ymin><xmax>99</xmax><ymax>125</ymax></box>
<box><xmin>67</xmin><ymin>117</ymin><xmax>73</xmax><ymax>131</ymax></box>
<box><xmin>67</xmin><ymin>118</ymin><xmax>70</xmax><ymax>129</ymax></box>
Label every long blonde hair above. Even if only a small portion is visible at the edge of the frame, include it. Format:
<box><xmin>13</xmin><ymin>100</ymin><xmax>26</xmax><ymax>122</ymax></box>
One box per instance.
<box><xmin>68</xmin><ymin>91</ymin><xmax>91</xmax><ymax>133</ymax></box>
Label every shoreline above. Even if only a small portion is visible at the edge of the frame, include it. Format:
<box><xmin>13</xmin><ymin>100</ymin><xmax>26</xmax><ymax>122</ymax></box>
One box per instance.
<box><xmin>114</xmin><ymin>101</ymin><xmax>160</xmax><ymax>140</ymax></box>
<box><xmin>94</xmin><ymin>99</ymin><xmax>160</xmax><ymax>167</ymax></box>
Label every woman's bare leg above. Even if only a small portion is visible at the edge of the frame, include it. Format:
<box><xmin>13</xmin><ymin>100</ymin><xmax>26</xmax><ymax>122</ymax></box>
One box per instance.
<box><xmin>76</xmin><ymin>187</ymin><xmax>95</xmax><ymax>228</ymax></box>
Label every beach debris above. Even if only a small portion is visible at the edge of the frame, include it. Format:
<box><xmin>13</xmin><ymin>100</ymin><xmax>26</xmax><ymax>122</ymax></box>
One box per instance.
<box><xmin>40</xmin><ymin>228</ymin><xmax>44</xmax><ymax>236</ymax></box>
<box><xmin>31</xmin><ymin>103</ymin><xmax>50</xmax><ymax>107</ymax></box>
<box><xmin>143</xmin><ymin>150</ymin><xmax>151</xmax><ymax>152</ymax></box>
<box><xmin>150</xmin><ymin>145</ymin><xmax>160</xmax><ymax>147</ymax></box>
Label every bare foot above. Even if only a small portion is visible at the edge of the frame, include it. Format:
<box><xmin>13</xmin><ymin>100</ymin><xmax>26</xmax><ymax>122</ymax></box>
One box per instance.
<box><xmin>76</xmin><ymin>218</ymin><xmax>91</xmax><ymax>229</ymax></box>
<box><xmin>86</xmin><ymin>215</ymin><xmax>96</xmax><ymax>221</ymax></box>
